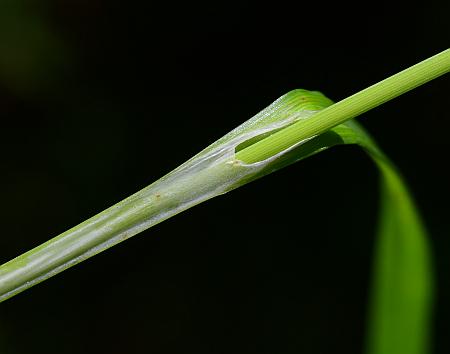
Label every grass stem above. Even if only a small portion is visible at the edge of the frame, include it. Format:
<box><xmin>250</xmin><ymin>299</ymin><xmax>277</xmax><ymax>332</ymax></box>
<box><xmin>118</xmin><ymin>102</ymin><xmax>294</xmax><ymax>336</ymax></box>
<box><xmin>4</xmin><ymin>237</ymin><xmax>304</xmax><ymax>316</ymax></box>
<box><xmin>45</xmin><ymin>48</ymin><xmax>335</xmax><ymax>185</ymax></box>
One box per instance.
<box><xmin>236</xmin><ymin>49</ymin><xmax>450</xmax><ymax>163</ymax></box>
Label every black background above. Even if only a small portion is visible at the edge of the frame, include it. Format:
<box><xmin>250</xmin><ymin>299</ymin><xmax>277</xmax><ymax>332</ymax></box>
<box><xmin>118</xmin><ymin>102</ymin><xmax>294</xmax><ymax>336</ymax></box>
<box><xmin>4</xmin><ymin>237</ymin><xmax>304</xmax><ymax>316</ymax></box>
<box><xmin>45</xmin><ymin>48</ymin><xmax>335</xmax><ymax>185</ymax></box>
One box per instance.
<box><xmin>0</xmin><ymin>1</ymin><xmax>449</xmax><ymax>353</ymax></box>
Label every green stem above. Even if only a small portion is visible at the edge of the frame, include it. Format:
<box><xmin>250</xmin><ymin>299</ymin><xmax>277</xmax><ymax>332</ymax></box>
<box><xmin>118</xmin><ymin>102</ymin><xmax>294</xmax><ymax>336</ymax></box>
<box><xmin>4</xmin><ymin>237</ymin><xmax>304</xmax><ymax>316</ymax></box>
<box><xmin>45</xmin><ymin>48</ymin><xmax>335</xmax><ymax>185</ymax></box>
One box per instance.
<box><xmin>236</xmin><ymin>48</ymin><xmax>450</xmax><ymax>163</ymax></box>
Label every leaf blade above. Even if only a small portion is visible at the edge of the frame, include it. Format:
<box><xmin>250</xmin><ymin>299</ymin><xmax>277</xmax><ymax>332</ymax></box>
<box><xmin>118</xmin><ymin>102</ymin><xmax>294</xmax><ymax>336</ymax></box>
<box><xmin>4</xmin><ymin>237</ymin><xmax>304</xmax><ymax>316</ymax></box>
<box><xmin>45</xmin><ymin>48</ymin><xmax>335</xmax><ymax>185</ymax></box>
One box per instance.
<box><xmin>280</xmin><ymin>119</ymin><xmax>434</xmax><ymax>354</ymax></box>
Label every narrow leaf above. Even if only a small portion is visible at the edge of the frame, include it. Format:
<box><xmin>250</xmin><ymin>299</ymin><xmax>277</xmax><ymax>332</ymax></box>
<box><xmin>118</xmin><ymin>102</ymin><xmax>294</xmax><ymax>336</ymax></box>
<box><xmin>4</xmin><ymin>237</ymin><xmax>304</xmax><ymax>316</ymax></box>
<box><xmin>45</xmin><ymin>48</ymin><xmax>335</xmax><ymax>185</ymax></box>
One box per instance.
<box><xmin>276</xmin><ymin>116</ymin><xmax>434</xmax><ymax>354</ymax></box>
<box><xmin>0</xmin><ymin>88</ymin><xmax>434</xmax><ymax>354</ymax></box>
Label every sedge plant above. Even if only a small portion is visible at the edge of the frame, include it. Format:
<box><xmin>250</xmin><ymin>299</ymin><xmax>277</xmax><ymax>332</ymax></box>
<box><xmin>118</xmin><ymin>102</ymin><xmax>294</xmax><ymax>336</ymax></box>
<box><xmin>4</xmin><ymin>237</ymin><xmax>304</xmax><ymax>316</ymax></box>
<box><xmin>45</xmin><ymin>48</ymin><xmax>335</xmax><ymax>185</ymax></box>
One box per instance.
<box><xmin>1</xmin><ymin>48</ymin><xmax>449</xmax><ymax>354</ymax></box>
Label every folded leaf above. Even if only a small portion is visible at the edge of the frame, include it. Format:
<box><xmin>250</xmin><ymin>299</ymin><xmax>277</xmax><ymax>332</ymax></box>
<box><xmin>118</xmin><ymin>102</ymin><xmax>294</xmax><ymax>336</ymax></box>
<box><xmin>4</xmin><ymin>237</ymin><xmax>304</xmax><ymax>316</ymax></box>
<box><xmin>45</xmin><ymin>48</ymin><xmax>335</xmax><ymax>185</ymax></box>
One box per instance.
<box><xmin>0</xmin><ymin>90</ymin><xmax>433</xmax><ymax>354</ymax></box>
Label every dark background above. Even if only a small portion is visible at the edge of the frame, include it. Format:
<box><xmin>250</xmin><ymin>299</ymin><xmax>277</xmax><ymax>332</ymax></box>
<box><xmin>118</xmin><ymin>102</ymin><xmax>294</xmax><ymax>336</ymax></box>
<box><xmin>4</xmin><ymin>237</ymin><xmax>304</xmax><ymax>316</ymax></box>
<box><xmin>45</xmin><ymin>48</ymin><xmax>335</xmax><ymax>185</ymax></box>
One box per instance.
<box><xmin>0</xmin><ymin>1</ymin><xmax>449</xmax><ymax>353</ymax></box>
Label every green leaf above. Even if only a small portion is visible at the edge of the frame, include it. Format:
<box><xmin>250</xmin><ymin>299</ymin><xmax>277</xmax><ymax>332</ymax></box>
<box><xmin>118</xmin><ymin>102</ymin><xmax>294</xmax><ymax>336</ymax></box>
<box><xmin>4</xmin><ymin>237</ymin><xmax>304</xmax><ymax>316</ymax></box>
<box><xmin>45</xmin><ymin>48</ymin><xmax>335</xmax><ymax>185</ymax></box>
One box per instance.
<box><xmin>0</xmin><ymin>87</ymin><xmax>434</xmax><ymax>354</ymax></box>
<box><xmin>262</xmin><ymin>109</ymin><xmax>433</xmax><ymax>354</ymax></box>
